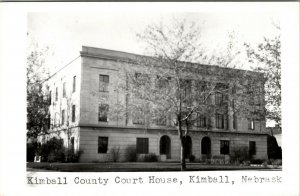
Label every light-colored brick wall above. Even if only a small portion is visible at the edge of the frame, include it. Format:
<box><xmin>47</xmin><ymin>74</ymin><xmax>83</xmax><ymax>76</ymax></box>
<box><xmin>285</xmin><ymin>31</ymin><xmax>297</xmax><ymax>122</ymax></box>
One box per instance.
<box><xmin>48</xmin><ymin>57</ymin><xmax>82</xmax><ymax>130</ymax></box>
<box><xmin>78</xmin><ymin>127</ymin><xmax>268</xmax><ymax>162</ymax></box>
<box><xmin>44</xmin><ymin>46</ymin><xmax>268</xmax><ymax>163</ymax></box>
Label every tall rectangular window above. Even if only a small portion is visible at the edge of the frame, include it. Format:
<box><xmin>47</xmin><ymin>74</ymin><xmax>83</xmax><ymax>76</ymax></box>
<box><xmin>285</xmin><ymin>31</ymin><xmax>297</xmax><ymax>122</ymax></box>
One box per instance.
<box><xmin>132</xmin><ymin>109</ymin><xmax>145</xmax><ymax>125</ymax></box>
<box><xmin>61</xmin><ymin>109</ymin><xmax>65</xmax><ymax>125</ymax></box>
<box><xmin>215</xmin><ymin>92</ymin><xmax>223</xmax><ymax>105</ymax></box>
<box><xmin>233</xmin><ymin>113</ymin><xmax>237</xmax><ymax>130</ymax></box>
<box><xmin>136</xmin><ymin>138</ymin><xmax>149</xmax><ymax>154</ymax></box>
<box><xmin>98</xmin><ymin>137</ymin><xmax>108</xmax><ymax>153</ymax></box>
<box><xmin>196</xmin><ymin>81</ymin><xmax>207</xmax><ymax>103</ymax></box>
<box><xmin>99</xmin><ymin>75</ymin><xmax>109</xmax><ymax>92</ymax></box>
<box><xmin>73</xmin><ymin>76</ymin><xmax>76</xmax><ymax>93</ymax></box>
<box><xmin>63</xmin><ymin>82</ymin><xmax>66</xmax><ymax>98</ymax></box>
<box><xmin>70</xmin><ymin>137</ymin><xmax>75</xmax><ymax>153</ymax></box>
<box><xmin>180</xmin><ymin>79</ymin><xmax>192</xmax><ymax>98</ymax></box>
<box><xmin>216</xmin><ymin>114</ymin><xmax>228</xmax><ymax>129</ymax></box>
<box><xmin>98</xmin><ymin>104</ymin><xmax>109</xmax><ymax>122</ymax></box>
<box><xmin>49</xmin><ymin>91</ymin><xmax>52</xmax><ymax>104</ymax></box>
<box><xmin>196</xmin><ymin>113</ymin><xmax>206</xmax><ymax>128</ymax></box>
<box><xmin>216</xmin><ymin>114</ymin><xmax>224</xmax><ymax>129</ymax></box>
<box><xmin>72</xmin><ymin>105</ymin><xmax>76</xmax><ymax>122</ymax></box>
<box><xmin>220</xmin><ymin>140</ymin><xmax>230</xmax><ymax>155</ymax></box>
<box><xmin>55</xmin><ymin>87</ymin><xmax>58</xmax><ymax>101</ymax></box>
<box><xmin>156</xmin><ymin>112</ymin><xmax>167</xmax><ymax>126</ymax></box>
<box><xmin>248</xmin><ymin>119</ymin><xmax>255</xmax><ymax>130</ymax></box>
<box><xmin>249</xmin><ymin>141</ymin><xmax>256</xmax><ymax>156</ymax></box>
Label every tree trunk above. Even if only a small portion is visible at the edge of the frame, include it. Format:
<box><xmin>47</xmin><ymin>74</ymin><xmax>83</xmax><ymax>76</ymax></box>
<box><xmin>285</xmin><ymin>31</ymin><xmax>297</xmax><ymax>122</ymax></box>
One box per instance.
<box><xmin>180</xmin><ymin>138</ymin><xmax>186</xmax><ymax>171</ymax></box>
<box><xmin>178</xmin><ymin>123</ymin><xmax>186</xmax><ymax>171</ymax></box>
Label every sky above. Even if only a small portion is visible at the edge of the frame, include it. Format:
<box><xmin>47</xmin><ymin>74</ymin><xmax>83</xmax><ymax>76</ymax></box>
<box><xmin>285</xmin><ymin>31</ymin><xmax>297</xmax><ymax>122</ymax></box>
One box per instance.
<box><xmin>27</xmin><ymin>11</ymin><xmax>280</xmax><ymax>72</ymax></box>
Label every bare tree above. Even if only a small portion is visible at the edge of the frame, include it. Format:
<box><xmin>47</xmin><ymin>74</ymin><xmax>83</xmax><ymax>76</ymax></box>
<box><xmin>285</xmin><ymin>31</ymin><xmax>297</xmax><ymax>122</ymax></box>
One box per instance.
<box><xmin>245</xmin><ymin>24</ymin><xmax>281</xmax><ymax>127</ymax></box>
<box><xmin>27</xmin><ymin>43</ymin><xmax>52</xmax><ymax>138</ymax></box>
<box><xmin>115</xmin><ymin>19</ymin><xmax>263</xmax><ymax>170</ymax></box>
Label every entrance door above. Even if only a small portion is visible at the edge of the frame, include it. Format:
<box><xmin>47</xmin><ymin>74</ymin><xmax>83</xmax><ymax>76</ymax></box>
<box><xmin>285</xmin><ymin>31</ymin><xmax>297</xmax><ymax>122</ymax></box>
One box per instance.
<box><xmin>160</xmin><ymin>135</ymin><xmax>171</xmax><ymax>158</ymax></box>
<box><xmin>184</xmin><ymin>135</ymin><xmax>192</xmax><ymax>158</ymax></box>
<box><xmin>201</xmin><ymin>137</ymin><xmax>211</xmax><ymax>157</ymax></box>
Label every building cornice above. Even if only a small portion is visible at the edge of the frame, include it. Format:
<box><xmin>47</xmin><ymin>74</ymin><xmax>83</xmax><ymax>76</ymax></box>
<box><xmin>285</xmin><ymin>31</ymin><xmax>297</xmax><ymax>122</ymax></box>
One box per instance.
<box><xmin>77</xmin><ymin>123</ymin><xmax>269</xmax><ymax>136</ymax></box>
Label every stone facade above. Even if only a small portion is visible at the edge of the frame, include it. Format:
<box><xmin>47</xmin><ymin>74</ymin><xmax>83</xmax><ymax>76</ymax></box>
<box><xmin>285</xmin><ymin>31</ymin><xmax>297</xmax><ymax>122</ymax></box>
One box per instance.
<box><xmin>39</xmin><ymin>46</ymin><xmax>268</xmax><ymax>163</ymax></box>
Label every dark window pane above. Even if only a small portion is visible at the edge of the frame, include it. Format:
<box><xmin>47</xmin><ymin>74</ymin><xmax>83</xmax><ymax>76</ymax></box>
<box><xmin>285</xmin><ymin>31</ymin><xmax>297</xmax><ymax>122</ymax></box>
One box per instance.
<box><xmin>72</xmin><ymin>105</ymin><xmax>76</xmax><ymax>122</ymax></box>
<box><xmin>249</xmin><ymin>141</ymin><xmax>256</xmax><ymax>156</ymax></box>
<box><xmin>136</xmin><ymin>138</ymin><xmax>149</xmax><ymax>154</ymax></box>
<box><xmin>73</xmin><ymin>76</ymin><xmax>76</xmax><ymax>93</ymax></box>
<box><xmin>220</xmin><ymin>140</ymin><xmax>230</xmax><ymax>155</ymax></box>
<box><xmin>98</xmin><ymin>137</ymin><xmax>108</xmax><ymax>153</ymax></box>
<box><xmin>55</xmin><ymin>87</ymin><xmax>58</xmax><ymax>101</ymax></box>
<box><xmin>62</xmin><ymin>110</ymin><xmax>65</xmax><ymax>125</ymax></box>
<box><xmin>63</xmin><ymin>82</ymin><xmax>66</xmax><ymax>98</ymax></box>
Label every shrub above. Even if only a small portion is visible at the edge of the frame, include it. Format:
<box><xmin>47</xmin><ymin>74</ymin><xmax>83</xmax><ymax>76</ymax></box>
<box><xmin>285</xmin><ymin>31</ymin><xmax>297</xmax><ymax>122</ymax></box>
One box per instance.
<box><xmin>143</xmin><ymin>153</ymin><xmax>158</xmax><ymax>162</ymax></box>
<box><xmin>250</xmin><ymin>159</ymin><xmax>264</xmax><ymax>165</ymax></box>
<box><xmin>125</xmin><ymin>146</ymin><xmax>137</xmax><ymax>162</ymax></box>
<box><xmin>189</xmin><ymin>155</ymin><xmax>196</xmax><ymax>162</ymax></box>
<box><xmin>110</xmin><ymin>146</ymin><xmax>120</xmax><ymax>162</ymax></box>
<box><xmin>37</xmin><ymin>137</ymin><xmax>65</xmax><ymax>162</ymax></box>
<box><xmin>66</xmin><ymin>149</ymin><xmax>83</xmax><ymax>163</ymax></box>
<box><xmin>27</xmin><ymin>142</ymin><xmax>39</xmax><ymax>162</ymax></box>
<box><xmin>262</xmin><ymin>160</ymin><xmax>268</xmax><ymax>168</ymax></box>
<box><xmin>272</xmin><ymin>159</ymin><xmax>282</xmax><ymax>167</ymax></box>
<box><xmin>230</xmin><ymin>146</ymin><xmax>250</xmax><ymax>164</ymax></box>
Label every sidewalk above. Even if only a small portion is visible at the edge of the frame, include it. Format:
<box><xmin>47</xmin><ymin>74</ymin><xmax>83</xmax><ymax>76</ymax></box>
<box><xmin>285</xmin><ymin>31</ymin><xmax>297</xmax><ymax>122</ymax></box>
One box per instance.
<box><xmin>27</xmin><ymin>162</ymin><xmax>282</xmax><ymax>172</ymax></box>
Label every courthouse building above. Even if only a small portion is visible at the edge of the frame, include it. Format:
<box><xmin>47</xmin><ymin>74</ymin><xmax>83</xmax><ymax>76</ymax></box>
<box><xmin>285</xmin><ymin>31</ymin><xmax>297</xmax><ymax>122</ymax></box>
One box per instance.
<box><xmin>39</xmin><ymin>46</ymin><xmax>268</xmax><ymax>162</ymax></box>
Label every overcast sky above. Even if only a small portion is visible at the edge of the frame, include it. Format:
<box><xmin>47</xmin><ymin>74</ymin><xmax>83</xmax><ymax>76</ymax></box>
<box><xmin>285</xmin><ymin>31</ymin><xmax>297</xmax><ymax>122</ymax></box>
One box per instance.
<box><xmin>27</xmin><ymin>11</ymin><xmax>280</xmax><ymax>72</ymax></box>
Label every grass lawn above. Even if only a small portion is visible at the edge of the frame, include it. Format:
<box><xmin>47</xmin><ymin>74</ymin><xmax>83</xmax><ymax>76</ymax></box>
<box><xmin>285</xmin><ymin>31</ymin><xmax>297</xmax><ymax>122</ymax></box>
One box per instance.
<box><xmin>27</xmin><ymin>162</ymin><xmax>282</xmax><ymax>172</ymax></box>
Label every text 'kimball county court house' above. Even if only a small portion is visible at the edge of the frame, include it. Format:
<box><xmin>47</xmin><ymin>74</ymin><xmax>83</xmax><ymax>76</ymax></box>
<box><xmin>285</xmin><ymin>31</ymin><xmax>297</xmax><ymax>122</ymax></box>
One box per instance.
<box><xmin>39</xmin><ymin>46</ymin><xmax>268</xmax><ymax>162</ymax></box>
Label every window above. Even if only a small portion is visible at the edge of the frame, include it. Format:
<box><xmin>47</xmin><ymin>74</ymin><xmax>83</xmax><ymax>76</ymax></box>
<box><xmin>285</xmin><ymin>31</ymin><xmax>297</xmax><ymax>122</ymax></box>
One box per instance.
<box><xmin>248</xmin><ymin>119</ymin><xmax>255</xmax><ymax>130</ymax></box>
<box><xmin>196</xmin><ymin>81</ymin><xmax>207</xmax><ymax>103</ymax></box>
<box><xmin>99</xmin><ymin>75</ymin><xmax>109</xmax><ymax>92</ymax></box>
<box><xmin>72</xmin><ymin>105</ymin><xmax>76</xmax><ymax>122</ymax></box>
<box><xmin>70</xmin><ymin>137</ymin><xmax>75</xmax><ymax>153</ymax></box>
<box><xmin>61</xmin><ymin>110</ymin><xmax>65</xmax><ymax>125</ymax></box>
<box><xmin>73</xmin><ymin>76</ymin><xmax>76</xmax><ymax>93</ymax></box>
<box><xmin>233</xmin><ymin>113</ymin><xmax>237</xmax><ymax>130</ymax></box>
<box><xmin>156</xmin><ymin>112</ymin><xmax>167</xmax><ymax>126</ymax></box>
<box><xmin>55</xmin><ymin>87</ymin><xmax>58</xmax><ymax>101</ymax></box>
<box><xmin>249</xmin><ymin>141</ymin><xmax>256</xmax><ymax>156</ymax></box>
<box><xmin>215</xmin><ymin>92</ymin><xmax>223</xmax><ymax>105</ymax></box>
<box><xmin>156</xmin><ymin>76</ymin><xmax>170</xmax><ymax>89</ymax></box>
<box><xmin>98</xmin><ymin>104</ymin><xmax>109</xmax><ymax>122</ymax></box>
<box><xmin>136</xmin><ymin>138</ymin><xmax>149</xmax><ymax>154</ymax></box>
<box><xmin>196</xmin><ymin>114</ymin><xmax>206</xmax><ymax>128</ymax></box>
<box><xmin>63</xmin><ymin>82</ymin><xmax>66</xmax><ymax>98</ymax></box>
<box><xmin>220</xmin><ymin>140</ymin><xmax>230</xmax><ymax>155</ymax></box>
<box><xmin>98</xmin><ymin>137</ymin><xmax>108</xmax><ymax>153</ymax></box>
<box><xmin>49</xmin><ymin>91</ymin><xmax>52</xmax><ymax>104</ymax></box>
<box><xmin>133</xmin><ymin>109</ymin><xmax>145</xmax><ymax>125</ymax></box>
<box><xmin>216</xmin><ymin>113</ymin><xmax>227</xmax><ymax>129</ymax></box>
<box><xmin>180</xmin><ymin>79</ymin><xmax>192</xmax><ymax>98</ymax></box>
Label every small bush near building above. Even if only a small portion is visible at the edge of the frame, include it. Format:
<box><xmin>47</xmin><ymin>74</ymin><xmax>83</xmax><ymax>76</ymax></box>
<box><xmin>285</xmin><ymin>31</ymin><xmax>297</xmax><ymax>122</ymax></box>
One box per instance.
<box><xmin>110</xmin><ymin>146</ymin><xmax>120</xmax><ymax>162</ymax></box>
<box><xmin>65</xmin><ymin>149</ymin><xmax>83</xmax><ymax>163</ymax></box>
<box><xmin>27</xmin><ymin>142</ymin><xmax>40</xmax><ymax>162</ymax></box>
<box><xmin>189</xmin><ymin>155</ymin><xmax>196</xmax><ymax>162</ymax></box>
<box><xmin>250</xmin><ymin>159</ymin><xmax>264</xmax><ymax>165</ymax></box>
<box><xmin>37</xmin><ymin>137</ymin><xmax>82</xmax><ymax>163</ymax></box>
<box><xmin>230</xmin><ymin>146</ymin><xmax>250</xmax><ymax>164</ymax></box>
<box><xmin>143</xmin><ymin>153</ymin><xmax>158</xmax><ymax>162</ymax></box>
<box><xmin>38</xmin><ymin>138</ymin><xmax>65</xmax><ymax>162</ymax></box>
<box><xmin>125</xmin><ymin>146</ymin><xmax>137</xmax><ymax>162</ymax></box>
